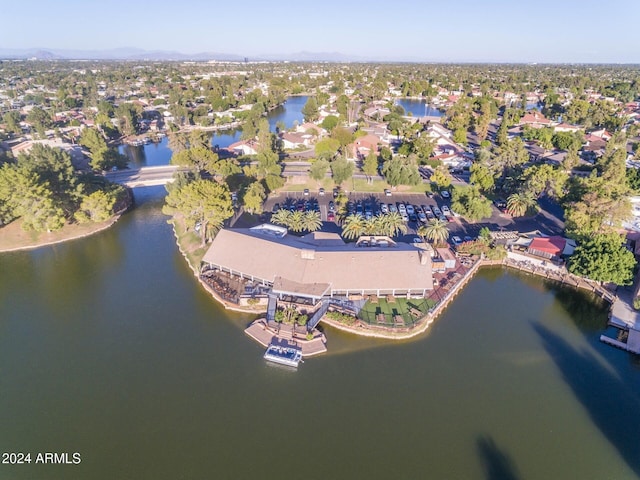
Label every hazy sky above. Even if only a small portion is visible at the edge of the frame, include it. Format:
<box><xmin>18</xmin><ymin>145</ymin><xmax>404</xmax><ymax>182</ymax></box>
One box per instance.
<box><xmin>2</xmin><ymin>0</ymin><xmax>639</xmax><ymax>62</ymax></box>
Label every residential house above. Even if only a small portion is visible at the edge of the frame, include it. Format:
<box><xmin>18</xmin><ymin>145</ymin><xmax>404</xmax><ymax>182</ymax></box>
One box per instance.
<box><xmin>351</xmin><ymin>134</ymin><xmax>381</xmax><ymax>159</ymax></box>
<box><xmin>519</xmin><ymin>111</ymin><xmax>552</xmax><ymax>128</ymax></box>
<box><xmin>227</xmin><ymin>140</ymin><xmax>259</xmax><ymax>156</ymax></box>
<box><xmin>280</xmin><ymin>132</ymin><xmax>312</xmax><ymax>149</ymax></box>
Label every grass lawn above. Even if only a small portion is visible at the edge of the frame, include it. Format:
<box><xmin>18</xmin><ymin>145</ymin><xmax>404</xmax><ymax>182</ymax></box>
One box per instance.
<box><xmin>358</xmin><ymin>297</ymin><xmax>436</xmax><ymax>326</ymax></box>
<box><xmin>171</xmin><ymin>217</ymin><xmax>207</xmax><ymax>270</ymax></box>
<box><xmin>0</xmin><ymin>217</ymin><xmax>117</xmax><ymax>253</ymax></box>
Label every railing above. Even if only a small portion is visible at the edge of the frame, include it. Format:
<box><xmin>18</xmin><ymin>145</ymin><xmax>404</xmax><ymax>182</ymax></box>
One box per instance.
<box><xmin>307</xmin><ymin>299</ymin><xmax>330</xmax><ymax>331</ymax></box>
<box><xmin>266</xmin><ymin>295</ymin><xmax>277</xmax><ymax>322</ymax></box>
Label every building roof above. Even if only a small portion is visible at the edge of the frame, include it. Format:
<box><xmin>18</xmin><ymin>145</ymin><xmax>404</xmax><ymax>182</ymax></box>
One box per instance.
<box><xmin>201</xmin><ymin>227</ymin><xmax>433</xmax><ymax>294</ymax></box>
<box><xmin>527</xmin><ymin>236</ymin><xmax>566</xmax><ymax>256</ymax></box>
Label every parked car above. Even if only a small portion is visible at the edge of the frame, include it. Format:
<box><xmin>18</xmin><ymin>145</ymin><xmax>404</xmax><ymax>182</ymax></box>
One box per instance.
<box><xmin>328</xmin><ymin>201</ymin><xmax>335</xmax><ymax>212</ymax></box>
<box><xmin>406</xmin><ymin>204</ymin><xmax>415</xmax><ymax>216</ymax></box>
<box><xmin>418</xmin><ymin>212</ymin><xmax>427</xmax><ymax>223</ymax></box>
<box><xmin>327</xmin><ymin>211</ymin><xmax>335</xmax><ymax>222</ymax></box>
<box><xmin>397</xmin><ymin>203</ymin><xmax>407</xmax><ymax>214</ymax></box>
<box><xmin>271</xmin><ymin>203</ymin><xmax>280</xmax><ymax>213</ymax></box>
<box><xmin>333</xmin><ymin>188</ymin><xmax>340</xmax><ymax>198</ymax></box>
<box><xmin>441</xmin><ymin>190</ymin><xmax>450</xmax><ymax>198</ymax></box>
<box><xmin>442</xmin><ymin>205</ymin><xmax>451</xmax><ymax>216</ymax></box>
<box><xmin>389</xmin><ymin>203</ymin><xmax>398</xmax><ymax>213</ymax></box>
<box><xmin>451</xmin><ymin>235</ymin><xmax>462</xmax><ymax>246</ymax></box>
<box><xmin>319</xmin><ymin>187</ymin><xmax>325</xmax><ymax>196</ymax></box>
<box><xmin>380</xmin><ymin>203</ymin><xmax>389</xmax><ymax>214</ymax></box>
<box><xmin>384</xmin><ymin>189</ymin><xmax>392</xmax><ymax>196</ymax></box>
<box><xmin>427</xmin><ymin>191</ymin><xmax>435</xmax><ymax>198</ymax></box>
<box><xmin>303</xmin><ymin>188</ymin><xmax>310</xmax><ymax>196</ymax></box>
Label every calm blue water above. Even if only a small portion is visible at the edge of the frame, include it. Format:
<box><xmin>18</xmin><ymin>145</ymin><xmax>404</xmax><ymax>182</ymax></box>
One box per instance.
<box><xmin>119</xmin><ymin>137</ymin><xmax>173</xmax><ymax>167</ymax></box>
<box><xmin>395</xmin><ymin>98</ymin><xmax>443</xmax><ymax>117</ymax></box>
<box><xmin>268</xmin><ymin>95</ymin><xmax>308</xmax><ymax>131</ymax></box>
<box><xmin>120</xmin><ymin>97</ymin><xmax>307</xmax><ymax>167</ymax></box>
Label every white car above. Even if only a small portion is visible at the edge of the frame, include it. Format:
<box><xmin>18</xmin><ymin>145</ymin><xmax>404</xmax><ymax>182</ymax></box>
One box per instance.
<box><xmin>442</xmin><ymin>205</ymin><xmax>451</xmax><ymax>216</ymax></box>
<box><xmin>441</xmin><ymin>190</ymin><xmax>450</xmax><ymax>198</ymax></box>
<box><xmin>397</xmin><ymin>203</ymin><xmax>407</xmax><ymax>214</ymax></box>
<box><xmin>380</xmin><ymin>204</ymin><xmax>389</xmax><ymax>214</ymax></box>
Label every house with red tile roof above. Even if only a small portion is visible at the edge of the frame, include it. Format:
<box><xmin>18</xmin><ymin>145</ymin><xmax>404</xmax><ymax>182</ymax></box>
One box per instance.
<box><xmin>526</xmin><ymin>236</ymin><xmax>566</xmax><ymax>260</ymax></box>
<box><xmin>350</xmin><ymin>134</ymin><xmax>381</xmax><ymax>159</ymax></box>
<box><xmin>519</xmin><ymin>111</ymin><xmax>552</xmax><ymax>128</ymax></box>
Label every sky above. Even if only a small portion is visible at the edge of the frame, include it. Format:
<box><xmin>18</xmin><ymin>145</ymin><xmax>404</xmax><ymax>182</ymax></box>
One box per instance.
<box><xmin>2</xmin><ymin>0</ymin><xmax>639</xmax><ymax>63</ymax></box>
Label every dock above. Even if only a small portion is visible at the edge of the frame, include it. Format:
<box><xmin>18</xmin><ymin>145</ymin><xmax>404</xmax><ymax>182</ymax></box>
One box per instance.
<box><xmin>244</xmin><ymin>319</ymin><xmax>327</xmax><ymax>357</ymax></box>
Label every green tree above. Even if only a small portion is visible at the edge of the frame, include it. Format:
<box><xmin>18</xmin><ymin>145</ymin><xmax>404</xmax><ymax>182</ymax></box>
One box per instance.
<box><xmin>341</xmin><ymin>214</ymin><xmax>368</xmax><ymax>240</ymax></box>
<box><xmin>309</xmin><ymin>158</ymin><xmax>329</xmax><ymax>183</ymax></box>
<box><xmin>331</xmin><ymin>127</ymin><xmax>354</xmax><ymax>153</ymax></box>
<box><xmin>430</xmin><ymin>165</ymin><xmax>452</xmax><ymax>189</ymax></box>
<box><xmin>2</xmin><ymin>111</ymin><xmax>22</xmax><ymax>135</ymax></box>
<box><xmin>421</xmin><ymin>219</ymin><xmax>450</xmax><ymax>245</ymax></box>
<box><xmin>301</xmin><ymin>97</ymin><xmax>319</xmax><ymax>122</ymax></box>
<box><xmin>314</xmin><ymin>138</ymin><xmax>340</xmax><ymax>159</ymax></box>
<box><xmin>568</xmin><ymin>234</ymin><xmax>636</xmax><ymax>285</ymax></box>
<box><xmin>74</xmin><ymin>189</ymin><xmax>118</xmax><ymax>223</ymax></box>
<box><xmin>451</xmin><ymin>186</ymin><xmax>493</xmax><ymax>221</ymax></box>
<box><xmin>469</xmin><ymin>163</ymin><xmax>495</xmax><ymax>192</ymax></box>
<box><xmin>506</xmin><ymin>192</ymin><xmax>536</xmax><ymax>217</ymax></box>
<box><xmin>321</xmin><ymin>115</ymin><xmax>339</xmax><ymax>132</ymax></box>
<box><xmin>453</xmin><ymin>128</ymin><xmax>467</xmax><ymax>145</ymax></box>
<box><xmin>362</xmin><ymin>152</ymin><xmax>378</xmax><ymax>183</ymax></box>
<box><xmin>330</xmin><ymin>156</ymin><xmax>354</xmax><ymax>186</ymax></box>
<box><xmin>163</xmin><ymin>179</ymin><xmax>234</xmax><ymax>245</ymax></box>
<box><xmin>243</xmin><ymin>181</ymin><xmax>266</xmax><ymax>214</ymax></box>
<box><xmin>382</xmin><ymin>156</ymin><xmax>421</xmax><ymax>187</ymax></box>
<box><xmin>520</xmin><ymin>164</ymin><xmax>568</xmax><ymax>199</ymax></box>
<box><xmin>377</xmin><ymin>212</ymin><xmax>407</xmax><ymax>237</ymax></box>
<box><xmin>303</xmin><ymin>210</ymin><xmax>322</xmax><ymax>232</ymax></box>
<box><xmin>26</xmin><ymin>107</ymin><xmax>52</xmax><ymax>137</ymax></box>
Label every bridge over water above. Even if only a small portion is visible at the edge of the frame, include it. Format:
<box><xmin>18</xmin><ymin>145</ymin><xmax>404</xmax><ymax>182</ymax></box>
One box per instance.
<box><xmin>105</xmin><ymin>165</ymin><xmax>182</xmax><ymax>187</ymax></box>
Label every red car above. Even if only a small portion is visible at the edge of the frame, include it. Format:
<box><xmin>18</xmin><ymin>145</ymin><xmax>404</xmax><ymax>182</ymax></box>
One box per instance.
<box><xmin>327</xmin><ymin>212</ymin><xmax>335</xmax><ymax>222</ymax></box>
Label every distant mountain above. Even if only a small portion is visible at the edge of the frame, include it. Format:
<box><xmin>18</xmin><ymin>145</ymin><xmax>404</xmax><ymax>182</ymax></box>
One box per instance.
<box><xmin>0</xmin><ymin>47</ymin><xmax>371</xmax><ymax>62</ymax></box>
<box><xmin>0</xmin><ymin>47</ymin><xmax>246</xmax><ymax>62</ymax></box>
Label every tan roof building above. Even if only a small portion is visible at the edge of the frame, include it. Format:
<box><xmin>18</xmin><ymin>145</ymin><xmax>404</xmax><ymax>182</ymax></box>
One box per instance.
<box><xmin>201</xmin><ymin>225</ymin><xmax>433</xmax><ymax>299</ymax></box>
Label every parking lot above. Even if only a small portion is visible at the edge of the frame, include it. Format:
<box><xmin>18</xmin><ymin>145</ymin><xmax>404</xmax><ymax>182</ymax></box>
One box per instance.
<box><xmin>261</xmin><ymin>187</ymin><xmax>564</xmax><ymax>244</ymax></box>
<box><xmin>264</xmin><ymin>190</ymin><xmax>472</xmax><ymax>241</ymax></box>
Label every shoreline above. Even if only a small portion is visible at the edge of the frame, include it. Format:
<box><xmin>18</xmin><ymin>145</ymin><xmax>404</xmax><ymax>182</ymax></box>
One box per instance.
<box><xmin>0</xmin><ymin>191</ymin><xmax>132</xmax><ymax>254</ymax></box>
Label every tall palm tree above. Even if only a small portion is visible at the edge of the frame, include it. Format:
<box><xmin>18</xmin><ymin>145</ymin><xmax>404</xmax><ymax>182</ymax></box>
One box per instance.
<box><xmin>506</xmin><ymin>192</ymin><xmax>536</xmax><ymax>217</ymax></box>
<box><xmin>288</xmin><ymin>210</ymin><xmax>306</xmax><ymax>232</ymax></box>
<box><xmin>341</xmin><ymin>214</ymin><xmax>368</xmax><ymax>240</ymax></box>
<box><xmin>421</xmin><ymin>219</ymin><xmax>450</xmax><ymax>245</ymax></box>
<box><xmin>270</xmin><ymin>209</ymin><xmax>291</xmax><ymax>227</ymax></box>
<box><xmin>303</xmin><ymin>210</ymin><xmax>322</xmax><ymax>232</ymax></box>
<box><xmin>380</xmin><ymin>211</ymin><xmax>407</xmax><ymax>237</ymax></box>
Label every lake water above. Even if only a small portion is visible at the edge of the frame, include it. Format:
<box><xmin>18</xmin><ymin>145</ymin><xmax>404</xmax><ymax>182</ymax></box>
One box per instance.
<box><xmin>119</xmin><ymin>97</ymin><xmax>307</xmax><ymax>168</ymax></box>
<box><xmin>395</xmin><ymin>98</ymin><xmax>443</xmax><ymax>117</ymax></box>
<box><xmin>2</xmin><ymin>189</ymin><xmax>640</xmax><ymax>479</ymax></box>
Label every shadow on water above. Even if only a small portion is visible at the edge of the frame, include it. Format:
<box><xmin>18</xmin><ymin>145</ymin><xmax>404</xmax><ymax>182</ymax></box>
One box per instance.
<box><xmin>476</xmin><ymin>435</ymin><xmax>520</xmax><ymax>480</ymax></box>
<box><xmin>544</xmin><ymin>280</ymin><xmax>609</xmax><ymax>332</ymax></box>
<box><xmin>533</xmin><ymin>323</ymin><xmax>640</xmax><ymax>477</ymax></box>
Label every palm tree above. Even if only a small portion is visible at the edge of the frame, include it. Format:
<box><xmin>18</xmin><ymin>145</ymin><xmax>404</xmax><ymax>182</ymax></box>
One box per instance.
<box><xmin>341</xmin><ymin>214</ymin><xmax>368</xmax><ymax>240</ymax></box>
<box><xmin>421</xmin><ymin>219</ymin><xmax>450</xmax><ymax>245</ymax></box>
<box><xmin>506</xmin><ymin>192</ymin><xmax>536</xmax><ymax>217</ymax></box>
<box><xmin>379</xmin><ymin>211</ymin><xmax>407</xmax><ymax>237</ymax></box>
<box><xmin>303</xmin><ymin>210</ymin><xmax>322</xmax><ymax>232</ymax></box>
<box><xmin>271</xmin><ymin>209</ymin><xmax>291</xmax><ymax>227</ymax></box>
<box><xmin>288</xmin><ymin>210</ymin><xmax>306</xmax><ymax>232</ymax></box>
